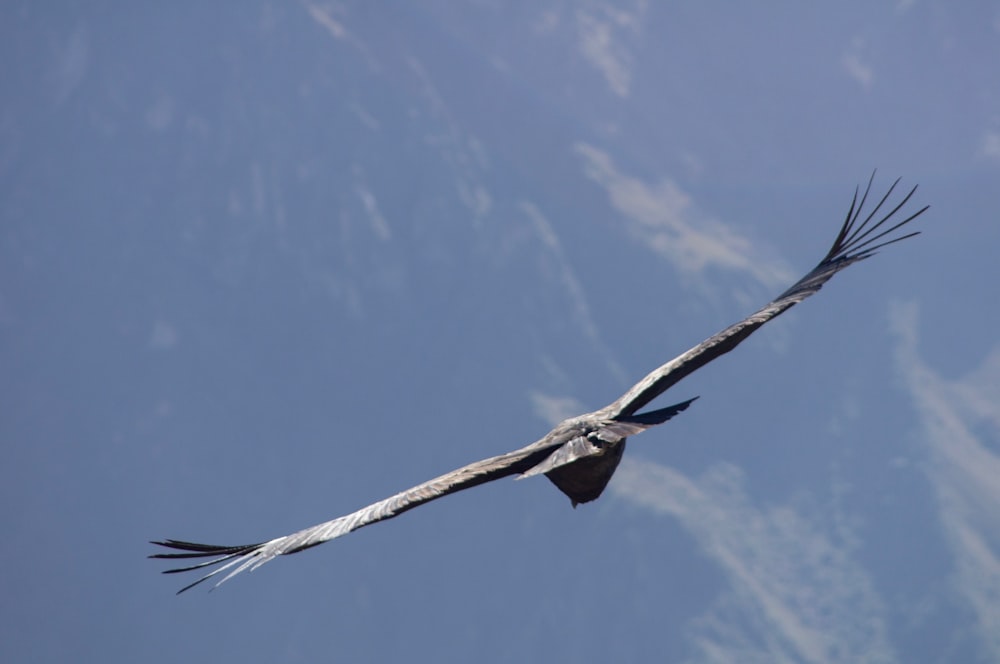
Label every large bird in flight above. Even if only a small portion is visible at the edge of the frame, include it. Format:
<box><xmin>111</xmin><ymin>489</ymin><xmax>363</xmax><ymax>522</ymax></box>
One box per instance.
<box><xmin>152</xmin><ymin>174</ymin><xmax>927</xmax><ymax>593</ymax></box>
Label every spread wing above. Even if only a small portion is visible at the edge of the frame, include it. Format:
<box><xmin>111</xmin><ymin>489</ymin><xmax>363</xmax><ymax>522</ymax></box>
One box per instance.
<box><xmin>151</xmin><ymin>398</ymin><xmax>698</xmax><ymax>594</ymax></box>
<box><xmin>599</xmin><ymin>173</ymin><xmax>928</xmax><ymax>420</ymax></box>
<box><xmin>151</xmin><ymin>438</ymin><xmax>566</xmax><ymax>593</ymax></box>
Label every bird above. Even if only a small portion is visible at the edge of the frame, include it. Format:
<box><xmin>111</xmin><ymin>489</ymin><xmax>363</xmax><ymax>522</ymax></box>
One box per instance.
<box><xmin>151</xmin><ymin>174</ymin><xmax>928</xmax><ymax>593</ymax></box>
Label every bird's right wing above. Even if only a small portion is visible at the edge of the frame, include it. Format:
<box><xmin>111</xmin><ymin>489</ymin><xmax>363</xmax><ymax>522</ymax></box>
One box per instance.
<box><xmin>601</xmin><ymin>173</ymin><xmax>928</xmax><ymax>420</ymax></box>
<box><xmin>151</xmin><ymin>436</ymin><xmax>567</xmax><ymax>593</ymax></box>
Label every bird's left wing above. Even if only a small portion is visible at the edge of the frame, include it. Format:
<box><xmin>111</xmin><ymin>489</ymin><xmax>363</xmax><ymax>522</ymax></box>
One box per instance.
<box><xmin>600</xmin><ymin>173</ymin><xmax>927</xmax><ymax>420</ymax></box>
<box><xmin>152</xmin><ymin>397</ymin><xmax>701</xmax><ymax>593</ymax></box>
<box><xmin>151</xmin><ymin>435</ymin><xmax>568</xmax><ymax>593</ymax></box>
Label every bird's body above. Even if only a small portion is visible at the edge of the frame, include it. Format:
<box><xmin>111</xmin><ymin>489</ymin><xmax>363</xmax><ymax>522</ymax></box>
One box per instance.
<box><xmin>545</xmin><ymin>439</ymin><xmax>627</xmax><ymax>507</ymax></box>
<box><xmin>152</xmin><ymin>174</ymin><xmax>928</xmax><ymax>593</ymax></box>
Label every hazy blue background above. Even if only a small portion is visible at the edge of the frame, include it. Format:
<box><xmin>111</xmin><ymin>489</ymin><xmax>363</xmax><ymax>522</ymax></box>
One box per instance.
<box><xmin>3</xmin><ymin>3</ymin><xmax>999</xmax><ymax>663</ymax></box>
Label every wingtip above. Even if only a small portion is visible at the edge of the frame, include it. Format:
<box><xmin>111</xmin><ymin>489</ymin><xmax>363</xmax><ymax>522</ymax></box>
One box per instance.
<box><xmin>825</xmin><ymin>175</ymin><xmax>927</xmax><ymax>264</ymax></box>
<box><xmin>676</xmin><ymin>395</ymin><xmax>699</xmax><ymax>411</ymax></box>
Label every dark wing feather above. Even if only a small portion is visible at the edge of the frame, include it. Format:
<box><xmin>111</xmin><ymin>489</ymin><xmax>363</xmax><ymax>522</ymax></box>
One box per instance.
<box><xmin>602</xmin><ymin>173</ymin><xmax>928</xmax><ymax>419</ymax></box>
<box><xmin>151</xmin><ymin>436</ymin><xmax>568</xmax><ymax>593</ymax></box>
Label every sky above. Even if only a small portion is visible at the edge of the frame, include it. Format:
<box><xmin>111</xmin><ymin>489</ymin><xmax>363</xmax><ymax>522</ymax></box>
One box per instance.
<box><xmin>2</xmin><ymin>2</ymin><xmax>999</xmax><ymax>663</ymax></box>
